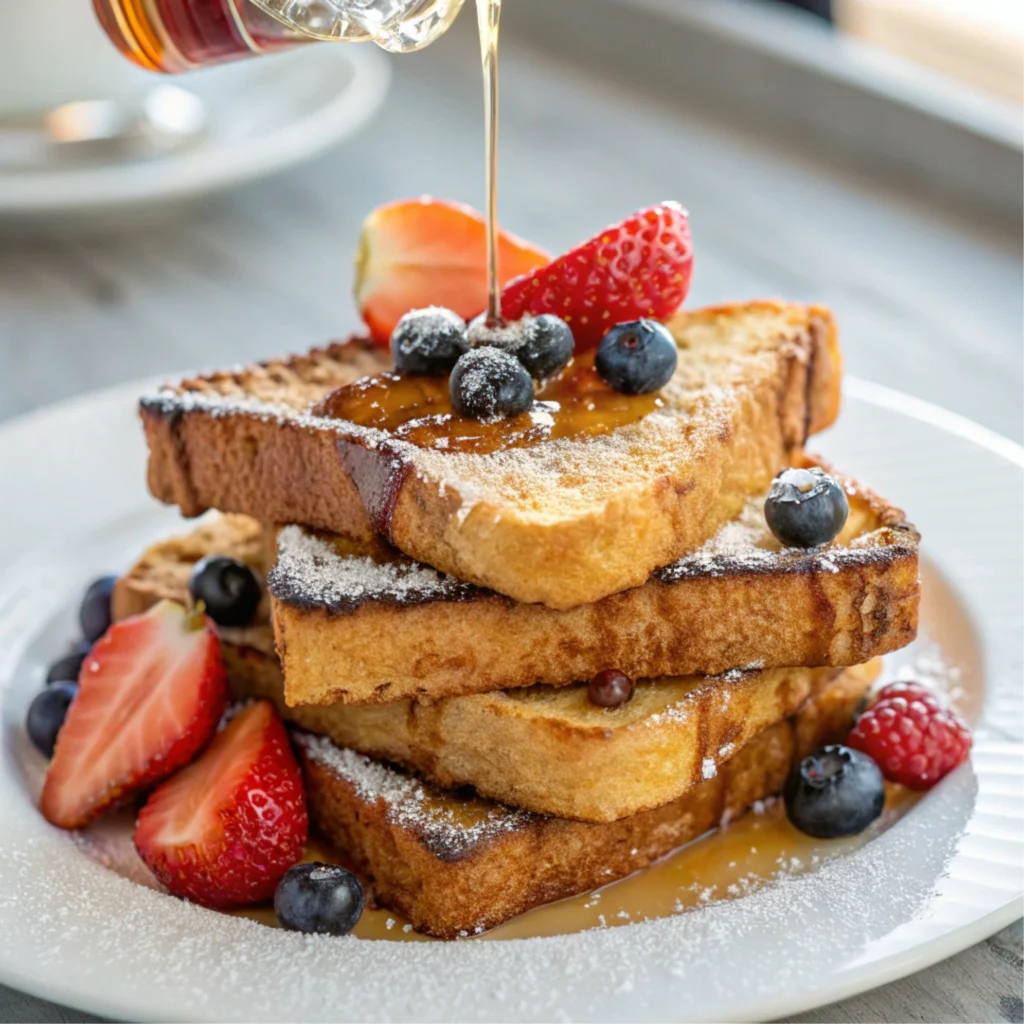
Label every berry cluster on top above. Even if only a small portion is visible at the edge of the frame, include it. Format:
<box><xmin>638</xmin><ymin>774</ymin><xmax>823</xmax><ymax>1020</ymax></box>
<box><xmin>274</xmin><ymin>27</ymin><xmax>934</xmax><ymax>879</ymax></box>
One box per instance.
<box><xmin>392</xmin><ymin>305</ymin><xmax>679</xmax><ymax>422</ymax></box>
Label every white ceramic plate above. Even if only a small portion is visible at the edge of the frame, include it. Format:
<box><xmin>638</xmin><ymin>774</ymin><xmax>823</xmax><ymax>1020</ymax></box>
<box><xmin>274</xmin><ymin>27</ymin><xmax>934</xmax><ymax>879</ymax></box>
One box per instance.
<box><xmin>0</xmin><ymin>377</ymin><xmax>1020</xmax><ymax>1023</ymax></box>
<box><xmin>0</xmin><ymin>46</ymin><xmax>390</xmax><ymax>223</ymax></box>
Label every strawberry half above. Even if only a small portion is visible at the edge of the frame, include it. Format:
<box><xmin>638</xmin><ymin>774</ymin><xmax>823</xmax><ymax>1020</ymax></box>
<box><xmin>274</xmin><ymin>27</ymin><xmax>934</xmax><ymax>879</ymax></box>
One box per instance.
<box><xmin>500</xmin><ymin>201</ymin><xmax>694</xmax><ymax>349</ymax></box>
<box><xmin>355</xmin><ymin>196</ymin><xmax>549</xmax><ymax>345</ymax></box>
<box><xmin>134</xmin><ymin>701</ymin><xmax>308</xmax><ymax>909</ymax></box>
<box><xmin>40</xmin><ymin>600</ymin><xmax>228</xmax><ymax>830</ymax></box>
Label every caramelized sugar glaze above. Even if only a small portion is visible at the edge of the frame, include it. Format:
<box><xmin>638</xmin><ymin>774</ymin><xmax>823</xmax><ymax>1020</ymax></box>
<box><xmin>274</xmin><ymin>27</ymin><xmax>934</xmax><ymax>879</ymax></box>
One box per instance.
<box><xmin>315</xmin><ymin>351</ymin><xmax>662</xmax><ymax>454</ymax></box>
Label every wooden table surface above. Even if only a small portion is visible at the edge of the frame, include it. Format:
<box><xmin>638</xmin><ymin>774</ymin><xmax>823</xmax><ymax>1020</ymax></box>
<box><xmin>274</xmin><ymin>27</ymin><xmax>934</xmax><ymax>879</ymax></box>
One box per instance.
<box><xmin>0</xmin><ymin>14</ymin><xmax>1020</xmax><ymax>1023</ymax></box>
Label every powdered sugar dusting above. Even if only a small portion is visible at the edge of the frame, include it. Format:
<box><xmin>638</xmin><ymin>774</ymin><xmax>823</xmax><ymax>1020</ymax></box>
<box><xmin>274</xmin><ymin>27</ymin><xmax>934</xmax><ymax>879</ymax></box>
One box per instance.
<box><xmin>296</xmin><ymin>734</ymin><xmax>532</xmax><ymax>858</ymax></box>
<box><xmin>143</xmin><ymin>376</ymin><xmax>697</xmax><ymax>523</ymax></box>
<box><xmin>657</xmin><ymin>495</ymin><xmax>915</xmax><ymax>583</ymax></box>
<box><xmin>642</xmin><ymin>703</ymin><xmax>691</xmax><ymax>728</ymax></box>
<box><xmin>466</xmin><ymin>315</ymin><xmax>530</xmax><ymax>352</ymax></box>
<box><xmin>0</xmin><ymin>775</ymin><xmax>973</xmax><ymax>1023</ymax></box>
<box><xmin>393</xmin><ymin>306</ymin><xmax>467</xmax><ymax>352</ymax></box>
<box><xmin>887</xmin><ymin>636</ymin><xmax>964</xmax><ymax>703</ymax></box>
<box><xmin>71</xmin><ymin>810</ymin><xmax>162</xmax><ymax>891</ymax></box>
<box><xmin>268</xmin><ymin>526</ymin><xmax>479</xmax><ymax>613</ymax></box>
<box><xmin>715</xmin><ymin>668</ymin><xmax>747</xmax><ymax>684</ymax></box>
<box><xmin>142</xmin><ymin>387</ymin><xmax>392</xmax><ymax>451</ymax></box>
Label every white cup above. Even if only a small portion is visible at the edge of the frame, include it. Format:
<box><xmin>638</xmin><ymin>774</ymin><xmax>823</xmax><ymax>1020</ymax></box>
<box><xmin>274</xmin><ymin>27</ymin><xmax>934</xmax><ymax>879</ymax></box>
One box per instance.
<box><xmin>0</xmin><ymin>0</ymin><xmax>157</xmax><ymax>117</ymax></box>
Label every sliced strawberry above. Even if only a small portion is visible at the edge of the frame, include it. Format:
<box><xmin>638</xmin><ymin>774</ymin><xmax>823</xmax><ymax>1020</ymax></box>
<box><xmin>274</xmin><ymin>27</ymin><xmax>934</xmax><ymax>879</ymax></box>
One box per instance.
<box><xmin>40</xmin><ymin>600</ymin><xmax>228</xmax><ymax>830</ymax></box>
<box><xmin>501</xmin><ymin>201</ymin><xmax>694</xmax><ymax>349</ymax></box>
<box><xmin>134</xmin><ymin>701</ymin><xmax>307</xmax><ymax>908</ymax></box>
<box><xmin>355</xmin><ymin>196</ymin><xmax>549</xmax><ymax>345</ymax></box>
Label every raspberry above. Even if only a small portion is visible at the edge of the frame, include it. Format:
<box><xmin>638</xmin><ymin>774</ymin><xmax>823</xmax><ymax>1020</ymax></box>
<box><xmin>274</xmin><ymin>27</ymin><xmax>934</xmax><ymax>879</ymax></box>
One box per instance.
<box><xmin>848</xmin><ymin>682</ymin><xmax>972</xmax><ymax>790</ymax></box>
<box><xmin>869</xmin><ymin>681</ymin><xmax>933</xmax><ymax>704</ymax></box>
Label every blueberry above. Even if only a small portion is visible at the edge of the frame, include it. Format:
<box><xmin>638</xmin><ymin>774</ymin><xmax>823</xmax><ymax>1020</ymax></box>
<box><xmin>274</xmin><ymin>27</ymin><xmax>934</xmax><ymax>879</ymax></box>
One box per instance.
<box><xmin>764</xmin><ymin>467</ymin><xmax>849</xmax><ymax>548</ymax></box>
<box><xmin>79</xmin><ymin>576</ymin><xmax>117</xmax><ymax>644</ymax></box>
<box><xmin>595</xmin><ymin>319</ymin><xmax>678</xmax><ymax>395</ymax></box>
<box><xmin>391</xmin><ymin>307</ymin><xmax>468</xmax><ymax>375</ymax></box>
<box><xmin>517</xmin><ymin>315</ymin><xmax>574</xmax><ymax>380</ymax></box>
<box><xmin>449</xmin><ymin>347</ymin><xmax>535</xmax><ymax>421</ymax></box>
<box><xmin>188</xmin><ymin>556</ymin><xmax>261</xmax><ymax>627</ymax></box>
<box><xmin>275</xmin><ymin>862</ymin><xmax>365</xmax><ymax>936</ymax></box>
<box><xmin>45</xmin><ymin>640</ymin><xmax>91</xmax><ymax>685</ymax></box>
<box><xmin>27</xmin><ymin>681</ymin><xmax>77</xmax><ymax>758</ymax></box>
<box><xmin>784</xmin><ymin>744</ymin><xmax>885</xmax><ymax>839</ymax></box>
<box><xmin>467</xmin><ymin>314</ymin><xmax>574</xmax><ymax>381</ymax></box>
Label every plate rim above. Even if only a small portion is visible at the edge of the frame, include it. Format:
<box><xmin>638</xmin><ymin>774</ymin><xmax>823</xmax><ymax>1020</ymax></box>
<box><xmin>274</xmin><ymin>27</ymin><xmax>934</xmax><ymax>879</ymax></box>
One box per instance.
<box><xmin>751</xmin><ymin>885</ymin><xmax>1024</xmax><ymax>1023</ymax></box>
<box><xmin>0</xmin><ymin>375</ymin><xmax>1020</xmax><ymax>1023</ymax></box>
<box><xmin>843</xmin><ymin>376</ymin><xmax>1024</xmax><ymax>466</ymax></box>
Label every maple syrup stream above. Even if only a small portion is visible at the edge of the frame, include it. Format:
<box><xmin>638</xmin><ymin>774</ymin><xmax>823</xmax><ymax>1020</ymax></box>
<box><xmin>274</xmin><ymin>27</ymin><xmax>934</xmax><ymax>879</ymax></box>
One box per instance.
<box><xmin>478</xmin><ymin>0</ymin><xmax>502</xmax><ymax>325</ymax></box>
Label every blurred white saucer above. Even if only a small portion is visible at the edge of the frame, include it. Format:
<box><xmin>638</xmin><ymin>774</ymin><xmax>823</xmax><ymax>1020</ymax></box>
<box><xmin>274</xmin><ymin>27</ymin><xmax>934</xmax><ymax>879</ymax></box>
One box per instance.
<box><xmin>0</xmin><ymin>45</ymin><xmax>390</xmax><ymax>225</ymax></box>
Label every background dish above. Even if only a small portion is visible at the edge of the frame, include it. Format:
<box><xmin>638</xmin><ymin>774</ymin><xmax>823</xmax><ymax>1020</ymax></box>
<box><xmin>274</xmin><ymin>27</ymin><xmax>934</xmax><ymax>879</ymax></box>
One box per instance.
<box><xmin>0</xmin><ymin>47</ymin><xmax>391</xmax><ymax>224</ymax></box>
<box><xmin>0</xmin><ymin>377</ymin><xmax>1019</xmax><ymax>1023</ymax></box>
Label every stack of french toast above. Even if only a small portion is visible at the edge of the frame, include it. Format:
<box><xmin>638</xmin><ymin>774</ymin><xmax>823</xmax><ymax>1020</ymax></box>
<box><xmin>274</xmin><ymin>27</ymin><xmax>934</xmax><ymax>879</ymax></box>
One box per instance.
<box><xmin>100</xmin><ymin>201</ymin><xmax>924</xmax><ymax>937</ymax></box>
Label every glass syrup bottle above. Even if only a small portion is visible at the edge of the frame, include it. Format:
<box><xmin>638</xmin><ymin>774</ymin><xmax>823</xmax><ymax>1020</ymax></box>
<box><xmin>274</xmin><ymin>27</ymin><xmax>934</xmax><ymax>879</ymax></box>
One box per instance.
<box><xmin>92</xmin><ymin>0</ymin><xmax>467</xmax><ymax>72</ymax></box>
<box><xmin>93</xmin><ymin>0</ymin><xmax>506</xmax><ymax>328</ymax></box>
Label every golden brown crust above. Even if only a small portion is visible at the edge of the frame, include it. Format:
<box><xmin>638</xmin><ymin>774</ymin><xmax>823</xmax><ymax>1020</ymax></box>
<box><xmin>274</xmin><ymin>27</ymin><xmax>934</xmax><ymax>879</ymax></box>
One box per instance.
<box><xmin>298</xmin><ymin>664</ymin><xmax>873</xmax><ymax>938</ymax></box>
<box><xmin>268</xmin><ymin>454</ymin><xmax>917</xmax><ymax>706</ymax></box>
<box><xmin>272</xmin><ymin>542</ymin><xmax>915</xmax><ymax>707</ymax></box>
<box><xmin>251</xmin><ymin>661</ymin><xmax>880</xmax><ymax>822</ymax></box>
<box><xmin>140</xmin><ymin>302</ymin><xmax>844</xmax><ymax>608</ymax></box>
<box><xmin>115</xmin><ymin>520</ymin><xmax>885</xmax><ymax>821</ymax></box>
<box><xmin>142</xmin><ymin>341</ymin><xmax>389</xmax><ymax>542</ymax></box>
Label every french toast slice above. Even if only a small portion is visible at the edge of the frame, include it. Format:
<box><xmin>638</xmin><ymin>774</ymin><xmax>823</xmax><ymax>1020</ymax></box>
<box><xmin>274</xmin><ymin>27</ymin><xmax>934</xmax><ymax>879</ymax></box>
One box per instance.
<box><xmin>140</xmin><ymin>301</ymin><xmax>842</xmax><ymax>609</ymax></box>
<box><xmin>242</xmin><ymin>659</ymin><xmax>877</xmax><ymax>823</ymax></box>
<box><xmin>114</xmin><ymin>521</ymin><xmax>885</xmax><ymax>821</ymax></box>
<box><xmin>269</xmin><ymin>456</ymin><xmax>918</xmax><ymax>706</ymax></box>
<box><xmin>297</xmin><ymin>663</ymin><xmax>875</xmax><ymax>938</ymax></box>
